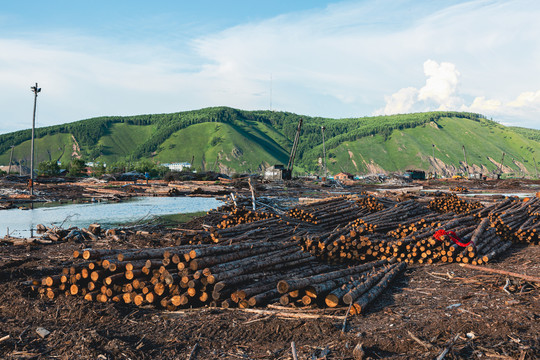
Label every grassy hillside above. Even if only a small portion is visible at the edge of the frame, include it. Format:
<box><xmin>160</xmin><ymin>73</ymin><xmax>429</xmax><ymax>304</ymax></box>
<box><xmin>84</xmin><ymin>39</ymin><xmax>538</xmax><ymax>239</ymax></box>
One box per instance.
<box><xmin>97</xmin><ymin>123</ymin><xmax>157</xmax><ymax>162</ymax></box>
<box><xmin>154</xmin><ymin>122</ymin><xmax>289</xmax><ymax>172</ymax></box>
<box><xmin>320</xmin><ymin>117</ymin><xmax>539</xmax><ymax>176</ymax></box>
<box><xmin>1</xmin><ymin>107</ymin><xmax>539</xmax><ymax>177</ymax></box>
<box><xmin>0</xmin><ymin>133</ymin><xmax>74</xmax><ymax>166</ymax></box>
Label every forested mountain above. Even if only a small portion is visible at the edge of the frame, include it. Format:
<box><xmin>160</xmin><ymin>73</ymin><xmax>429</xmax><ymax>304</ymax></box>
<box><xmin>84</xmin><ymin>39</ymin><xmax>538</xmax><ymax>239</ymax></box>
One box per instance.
<box><xmin>1</xmin><ymin>107</ymin><xmax>539</xmax><ymax>177</ymax></box>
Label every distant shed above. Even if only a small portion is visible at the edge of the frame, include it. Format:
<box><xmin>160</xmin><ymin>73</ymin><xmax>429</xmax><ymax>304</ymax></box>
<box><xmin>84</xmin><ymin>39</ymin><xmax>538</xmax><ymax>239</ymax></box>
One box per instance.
<box><xmin>334</xmin><ymin>172</ymin><xmax>354</xmax><ymax>181</ymax></box>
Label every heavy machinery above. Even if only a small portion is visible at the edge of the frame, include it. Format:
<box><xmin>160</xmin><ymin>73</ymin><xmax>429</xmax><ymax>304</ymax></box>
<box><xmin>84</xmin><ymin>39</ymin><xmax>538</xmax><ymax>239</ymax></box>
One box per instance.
<box><xmin>497</xmin><ymin>152</ymin><xmax>505</xmax><ymax>178</ymax></box>
<box><xmin>404</xmin><ymin>170</ymin><xmax>426</xmax><ymax>180</ymax></box>
<box><xmin>284</xmin><ymin>118</ymin><xmax>303</xmax><ymax>179</ymax></box>
<box><xmin>264</xmin><ymin>118</ymin><xmax>303</xmax><ymax>180</ymax></box>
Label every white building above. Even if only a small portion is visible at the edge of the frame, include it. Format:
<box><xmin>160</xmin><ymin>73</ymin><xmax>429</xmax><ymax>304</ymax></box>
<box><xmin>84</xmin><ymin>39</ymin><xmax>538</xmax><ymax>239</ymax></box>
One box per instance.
<box><xmin>163</xmin><ymin>162</ymin><xmax>191</xmax><ymax>172</ymax></box>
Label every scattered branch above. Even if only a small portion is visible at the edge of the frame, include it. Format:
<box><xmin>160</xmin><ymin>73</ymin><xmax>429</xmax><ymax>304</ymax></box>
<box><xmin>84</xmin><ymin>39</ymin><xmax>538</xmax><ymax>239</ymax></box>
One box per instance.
<box><xmin>459</xmin><ymin>264</ymin><xmax>540</xmax><ymax>283</ymax></box>
<box><xmin>407</xmin><ymin>330</ymin><xmax>436</xmax><ymax>351</ymax></box>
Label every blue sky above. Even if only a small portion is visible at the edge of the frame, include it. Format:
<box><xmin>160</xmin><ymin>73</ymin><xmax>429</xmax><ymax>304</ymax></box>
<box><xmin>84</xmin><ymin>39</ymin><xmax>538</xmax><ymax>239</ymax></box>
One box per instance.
<box><xmin>1</xmin><ymin>0</ymin><xmax>539</xmax><ymax>134</ymax></box>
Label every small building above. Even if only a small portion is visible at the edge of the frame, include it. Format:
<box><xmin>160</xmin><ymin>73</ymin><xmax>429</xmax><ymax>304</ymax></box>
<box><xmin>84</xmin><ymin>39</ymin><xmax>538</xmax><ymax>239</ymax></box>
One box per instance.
<box><xmin>264</xmin><ymin>165</ymin><xmax>292</xmax><ymax>181</ymax></box>
<box><xmin>334</xmin><ymin>172</ymin><xmax>354</xmax><ymax>181</ymax></box>
<box><xmin>162</xmin><ymin>162</ymin><xmax>191</xmax><ymax>172</ymax></box>
<box><xmin>403</xmin><ymin>170</ymin><xmax>426</xmax><ymax>180</ymax></box>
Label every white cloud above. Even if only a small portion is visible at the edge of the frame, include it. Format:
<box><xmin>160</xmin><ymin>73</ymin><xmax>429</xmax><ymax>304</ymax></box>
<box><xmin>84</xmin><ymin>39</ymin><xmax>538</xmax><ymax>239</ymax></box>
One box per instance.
<box><xmin>507</xmin><ymin>91</ymin><xmax>540</xmax><ymax>110</ymax></box>
<box><xmin>466</xmin><ymin>96</ymin><xmax>502</xmax><ymax>113</ymax></box>
<box><xmin>377</xmin><ymin>59</ymin><xmax>464</xmax><ymax>115</ymax></box>
<box><xmin>375</xmin><ymin>87</ymin><xmax>418</xmax><ymax>115</ymax></box>
<box><xmin>378</xmin><ymin>59</ymin><xmax>540</xmax><ymax>130</ymax></box>
<box><xmin>418</xmin><ymin>60</ymin><xmax>462</xmax><ymax>110</ymax></box>
<box><xmin>463</xmin><ymin>91</ymin><xmax>540</xmax><ymax>126</ymax></box>
<box><xmin>2</xmin><ymin>0</ymin><xmax>540</xmax><ymax>134</ymax></box>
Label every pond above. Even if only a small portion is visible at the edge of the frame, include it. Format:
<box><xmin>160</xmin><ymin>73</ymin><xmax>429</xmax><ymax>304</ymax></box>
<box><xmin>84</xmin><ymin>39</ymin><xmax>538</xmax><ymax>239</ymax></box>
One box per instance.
<box><xmin>0</xmin><ymin>196</ymin><xmax>224</xmax><ymax>238</ymax></box>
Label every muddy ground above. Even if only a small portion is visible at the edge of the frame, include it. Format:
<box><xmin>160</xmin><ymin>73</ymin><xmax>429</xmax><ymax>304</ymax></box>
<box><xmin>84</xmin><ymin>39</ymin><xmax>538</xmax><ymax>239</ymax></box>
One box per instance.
<box><xmin>0</xmin><ymin>237</ymin><xmax>538</xmax><ymax>360</ymax></box>
<box><xmin>0</xmin><ymin>178</ymin><xmax>539</xmax><ymax>359</ymax></box>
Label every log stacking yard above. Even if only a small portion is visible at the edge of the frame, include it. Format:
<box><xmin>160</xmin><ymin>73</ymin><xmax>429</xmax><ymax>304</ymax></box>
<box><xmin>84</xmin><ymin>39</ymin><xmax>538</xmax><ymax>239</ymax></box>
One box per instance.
<box><xmin>29</xmin><ymin>191</ymin><xmax>540</xmax><ymax>317</ymax></box>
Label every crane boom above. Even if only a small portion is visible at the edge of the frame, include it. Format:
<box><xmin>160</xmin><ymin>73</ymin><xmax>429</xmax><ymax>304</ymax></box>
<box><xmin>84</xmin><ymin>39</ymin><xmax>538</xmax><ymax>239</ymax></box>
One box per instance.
<box><xmin>286</xmin><ymin>118</ymin><xmax>303</xmax><ymax>172</ymax></box>
<box><xmin>498</xmin><ymin>152</ymin><xmax>505</xmax><ymax>176</ymax></box>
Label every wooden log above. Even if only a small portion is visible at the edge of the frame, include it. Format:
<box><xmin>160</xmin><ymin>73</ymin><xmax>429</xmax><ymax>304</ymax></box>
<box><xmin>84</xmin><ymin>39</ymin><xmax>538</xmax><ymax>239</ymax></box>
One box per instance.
<box><xmin>342</xmin><ymin>265</ymin><xmax>396</xmax><ymax>305</ymax></box>
<box><xmin>351</xmin><ymin>262</ymin><xmax>406</xmax><ymax>314</ymax></box>
<box><xmin>277</xmin><ymin>258</ymin><xmax>391</xmax><ymax>294</ymax></box>
<box><xmin>460</xmin><ymin>264</ymin><xmax>540</xmax><ymax>283</ymax></box>
<box><xmin>207</xmin><ymin>251</ymin><xmax>313</xmax><ymax>284</ymax></box>
<box><xmin>189</xmin><ymin>243</ymin><xmax>293</xmax><ymax>271</ymax></box>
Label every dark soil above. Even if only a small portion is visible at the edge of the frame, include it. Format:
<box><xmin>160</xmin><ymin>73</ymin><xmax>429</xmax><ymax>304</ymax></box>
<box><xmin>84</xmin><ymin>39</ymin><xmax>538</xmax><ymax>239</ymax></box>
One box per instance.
<box><xmin>0</xmin><ymin>178</ymin><xmax>539</xmax><ymax>359</ymax></box>
<box><xmin>0</xmin><ymin>236</ymin><xmax>538</xmax><ymax>360</ymax></box>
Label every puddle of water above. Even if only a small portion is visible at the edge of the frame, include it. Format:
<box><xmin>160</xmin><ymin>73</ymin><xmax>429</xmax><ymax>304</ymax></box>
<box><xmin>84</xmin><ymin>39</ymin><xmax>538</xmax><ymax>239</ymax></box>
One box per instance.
<box><xmin>0</xmin><ymin>196</ymin><xmax>223</xmax><ymax>238</ymax></box>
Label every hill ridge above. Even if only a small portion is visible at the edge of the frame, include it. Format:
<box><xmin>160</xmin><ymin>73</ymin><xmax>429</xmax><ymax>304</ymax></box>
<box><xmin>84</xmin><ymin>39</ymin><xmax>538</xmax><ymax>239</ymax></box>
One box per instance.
<box><xmin>1</xmin><ymin>108</ymin><xmax>539</xmax><ymax>177</ymax></box>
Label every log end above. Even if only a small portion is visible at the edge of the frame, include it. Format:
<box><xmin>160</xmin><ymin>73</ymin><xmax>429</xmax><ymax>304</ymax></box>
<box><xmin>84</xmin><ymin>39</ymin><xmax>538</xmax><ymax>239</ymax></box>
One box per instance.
<box><xmin>325</xmin><ymin>294</ymin><xmax>340</xmax><ymax>308</ymax></box>
<box><xmin>277</xmin><ymin>280</ymin><xmax>289</xmax><ymax>294</ymax></box>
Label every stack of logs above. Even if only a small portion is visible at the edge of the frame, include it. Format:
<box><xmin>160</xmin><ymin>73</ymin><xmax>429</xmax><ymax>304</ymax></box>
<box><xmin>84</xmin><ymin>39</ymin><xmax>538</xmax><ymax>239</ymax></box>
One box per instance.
<box><xmin>428</xmin><ymin>193</ymin><xmax>483</xmax><ymax>214</ymax></box>
<box><xmin>449</xmin><ymin>186</ymin><xmax>469</xmax><ymax>193</ymax></box>
<box><xmin>285</xmin><ymin>196</ymin><xmax>388</xmax><ymax>229</ymax></box>
<box><xmin>28</xmin><ymin>193</ymin><xmax>539</xmax><ymax>316</ymax></box>
<box><xmin>484</xmin><ymin>197</ymin><xmax>540</xmax><ymax>245</ymax></box>
<box><xmin>31</xmin><ymin>242</ymin><xmax>404</xmax><ymax>315</ymax></box>
<box><xmin>216</xmin><ymin>207</ymin><xmax>278</xmax><ymax>229</ymax></box>
<box><xmin>300</xmin><ymin>195</ymin><xmax>539</xmax><ymax>265</ymax></box>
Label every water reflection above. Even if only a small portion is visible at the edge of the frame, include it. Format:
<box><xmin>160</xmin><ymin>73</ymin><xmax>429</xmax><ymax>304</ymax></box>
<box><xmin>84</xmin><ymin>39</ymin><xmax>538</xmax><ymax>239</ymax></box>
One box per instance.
<box><xmin>1</xmin><ymin>196</ymin><xmax>223</xmax><ymax>238</ymax></box>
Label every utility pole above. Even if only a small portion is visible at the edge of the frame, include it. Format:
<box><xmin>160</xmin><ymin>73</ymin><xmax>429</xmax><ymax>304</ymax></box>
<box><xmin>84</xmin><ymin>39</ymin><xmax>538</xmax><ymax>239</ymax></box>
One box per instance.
<box><xmin>321</xmin><ymin>126</ymin><xmax>327</xmax><ymax>179</ymax></box>
<box><xmin>534</xmin><ymin>157</ymin><xmax>539</xmax><ymax>179</ymax></box>
<box><xmin>8</xmin><ymin>145</ymin><xmax>14</xmax><ymax>175</ymax></box>
<box><xmin>30</xmin><ymin>83</ymin><xmax>41</xmax><ymax>195</ymax></box>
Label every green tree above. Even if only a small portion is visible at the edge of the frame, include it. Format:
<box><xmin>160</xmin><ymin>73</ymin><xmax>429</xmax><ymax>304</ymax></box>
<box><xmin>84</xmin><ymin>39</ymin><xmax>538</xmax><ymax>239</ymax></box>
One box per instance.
<box><xmin>37</xmin><ymin>161</ymin><xmax>60</xmax><ymax>176</ymax></box>
<box><xmin>68</xmin><ymin>159</ymin><xmax>86</xmax><ymax>177</ymax></box>
<box><xmin>106</xmin><ymin>161</ymin><xmax>130</xmax><ymax>174</ymax></box>
<box><xmin>91</xmin><ymin>162</ymin><xmax>106</xmax><ymax>177</ymax></box>
<box><xmin>133</xmin><ymin>159</ymin><xmax>168</xmax><ymax>178</ymax></box>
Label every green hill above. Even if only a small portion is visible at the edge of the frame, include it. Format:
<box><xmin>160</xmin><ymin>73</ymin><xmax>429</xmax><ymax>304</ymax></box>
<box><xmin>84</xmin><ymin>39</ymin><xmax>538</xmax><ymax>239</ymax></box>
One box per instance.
<box><xmin>1</xmin><ymin>107</ymin><xmax>539</xmax><ymax>177</ymax></box>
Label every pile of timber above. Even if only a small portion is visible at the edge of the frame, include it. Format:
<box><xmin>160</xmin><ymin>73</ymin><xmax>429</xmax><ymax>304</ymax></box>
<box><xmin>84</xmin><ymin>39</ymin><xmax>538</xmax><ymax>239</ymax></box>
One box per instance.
<box><xmin>484</xmin><ymin>197</ymin><xmax>540</xmax><ymax>245</ymax></box>
<box><xmin>206</xmin><ymin>217</ymin><xmax>301</xmax><ymax>244</ymax></box>
<box><xmin>449</xmin><ymin>186</ymin><xmax>469</xmax><ymax>193</ymax></box>
<box><xmin>300</xmin><ymin>200</ymin><xmax>437</xmax><ymax>264</ymax></box>
<box><xmin>216</xmin><ymin>207</ymin><xmax>278</xmax><ymax>229</ymax></box>
<box><xmin>301</xmin><ymin>195</ymin><xmax>538</xmax><ymax>265</ymax></box>
<box><xmin>354</xmin><ymin>193</ymin><xmax>387</xmax><ymax>212</ymax></box>
<box><xmin>36</xmin><ymin>223</ymin><xmax>102</xmax><ymax>242</ymax></box>
<box><xmin>428</xmin><ymin>193</ymin><xmax>483</xmax><ymax>214</ymax></box>
<box><xmin>25</xmin><ymin>193</ymin><xmax>540</xmax><ymax>316</ymax></box>
<box><xmin>285</xmin><ymin>197</ymin><xmax>369</xmax><ymax>227</ymax></box>
<box><xmin>389</xmin><ymin>216</ymin><xmax>507</xmax><ymax>265</ymax></box>
<box><xmin>285</xmin><ymin>195</ymin><xmax>395</xmax><ymax>227</ymax></box>
<box><xmin>300</xmin><ymin>230</ymin><xmax>389</xmax><ymax>264</ymax></box>
<box><xmin>348</xmin><ymin>200</ymin><xmax>432</xmax><ymax>234</ymax></box>
<box><xmin>286</xmin><ymin>208</ymin><xmax>318</xmax><ymax>224</ymax></box>
<box><xmin>30</xmin><ymin>242</ymin><xmax>404</xmax><ymax>315</ymax></box>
